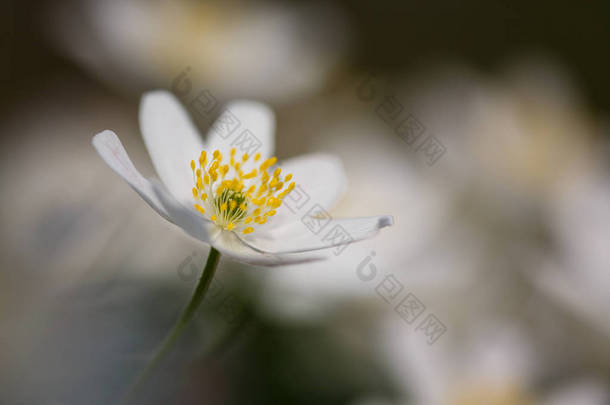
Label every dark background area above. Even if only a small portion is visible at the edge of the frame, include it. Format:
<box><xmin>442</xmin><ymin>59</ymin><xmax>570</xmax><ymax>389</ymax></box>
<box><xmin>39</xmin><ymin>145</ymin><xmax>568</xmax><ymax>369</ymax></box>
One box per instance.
<box><xmin>3</xmin><ymin>0</ymin><xmax>610</xmax><ymax>114</ymax></box>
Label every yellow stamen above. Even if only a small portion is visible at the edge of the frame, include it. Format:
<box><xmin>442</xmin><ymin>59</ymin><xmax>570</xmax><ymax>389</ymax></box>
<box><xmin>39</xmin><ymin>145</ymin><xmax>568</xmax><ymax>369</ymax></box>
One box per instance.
<box><xmin>194</xmin><ymin>204</ymin><xmax>205</xmax><ymax>215</ymax></box>
<box><xmin>260</xmin><ymin>157</ymin><xmax>277</xmax><ymax>171</ymax></box>
<box><xmin>242</xmin><ymin>169</ymin><xmax>257</xmax><ymax>179</ymax></box>
<box><xmin>189</xmin><ymin>149</ymin><xmax>294</xmax><ymax>236</ymax></box>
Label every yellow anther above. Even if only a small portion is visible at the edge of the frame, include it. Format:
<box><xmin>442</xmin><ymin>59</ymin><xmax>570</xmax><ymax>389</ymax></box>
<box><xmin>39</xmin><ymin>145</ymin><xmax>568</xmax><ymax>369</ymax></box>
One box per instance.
<box><xmin>242</xmin><ymin>153</ymin><xmax>249</xmax><ymax>162</ymax></box>
<box><xmin>261</xmin><ymin>172</ymin><xmax>270</xmax><ymax>184</ymax></box>
<box><xmin>196</xmin><ymin>177</ymin><xmax>203</xmax><ymax>190</ymax></box>
<box><xmin>192</xmin><ymin>188</ymin><xmax>198</xmax><ymax>199</ymax></box>
<box><xmin>230</xmin><ymin>148</ymin><xmax>236</xmax><ymax>156</ymax></box>
<box><xmin>194</xmin><ymin>204</ymin><xmax>205</xmax><ymax>215</ymax></box>
<box><xmin>230</xmin><ymin>200</ymin><xmax>237</xmax><ymax>210</ymax></box>
<box><xmin>273</xmin><ymin>167</ymin><xmax>281</xmax><ymax>177</ymax></box>
<box><xmin>220</xmin><ymin>165</ymin><xmax>229</xmax><ymax>177</ymax></box>
<box><xmin>226</xmin><ymin>223</ymin><xmax>235</xmax><ymax>231</ymax></box>
<box><xmin>266</xmin><ymin>210</ymin><xmax>277</xmax><ymax>216</ymax></box>
<box><xmin>242</xmin><ymin>169</ymin><xmax>257</xmax><ymax>179</ymax></box>
<box><xmin>245</xmin><ymin>217</ymin><xmax>253</xmax><ymax>224</ymax></box>
<box><xmin>204</xmin><ymin>174</ymin><xmax>210</xmax><ymax>185</ymax></box>
<box><xmin>220</xmin><ymin>202</ymin><xmax>227</xmax><ymax>211</ymax></box>
<box><xmin>202</xmin><ymin>193</ymin><xmax>207</xmax><ymax>201</ymax></box>
<box><xmin>284</xmin><ymin>174</ymin><xmax>292</xmax><ymax>182</ymax></box>
<box><xmin>242</xmin><ymin>227</ymin><xmax>254</xmax><ymax>234</ymax></box>
<box><xmin>254</xmin><ymin>152</ymin><xmax>261</xmax><ymax>161</ymax></box>
<box><xmin>211</xmin><ymin>215</ymin><xmax>217</xmax><ymax>221</ymax></box>
<box><xmin>253</xmin><ymin>208</ymin><xmax>261</xmax><ymax>216</ymax></box>
<box><xmin>239</xmin><ymin>203</ymin><xmax>247</xmax><ymax>211</ymax></box>
<box><xmin>260</xmin><ymin>157</ymin><xmax>277</xmax><ymax>171</ymax></box>
<box><xmin>190</xmin><ymin>160</ymin><xmax>196</xmax><ymax>170</ymax></box>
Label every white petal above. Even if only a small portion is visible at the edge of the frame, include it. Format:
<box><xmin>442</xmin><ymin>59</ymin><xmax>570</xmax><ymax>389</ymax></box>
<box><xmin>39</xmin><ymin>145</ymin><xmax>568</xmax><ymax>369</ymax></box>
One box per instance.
<box><xmin>240</xmin><ymin>215</ymin><xmax>394</xmax><ymax>254</ymax></box>
<box><xmin>149</xmin><ymin>180</ymin><xmax>212</xmax><ymax>245</ymax></box>
<box><xmin>211</xmin><ymin>230</ymin><xmax>326</xmax><ymax>266</ymax></box>
<box><xmin>92</xmin><ymin>130</ymin><xmax>173</xmax><ymax>222</ymax></box>
<box><xmin>139</xmin><ymin>90</ymin><xmax>204</xmax><ymax>203</ymax></box>
<box><xmin>263</xmin><ymin>153</ymin><xmax>348</xmax><ymax>230</ymax></box>
<box><xmin>204</xmin><ymin>100</ymin><xmax>275</xmax><ymax>160</ymax></box>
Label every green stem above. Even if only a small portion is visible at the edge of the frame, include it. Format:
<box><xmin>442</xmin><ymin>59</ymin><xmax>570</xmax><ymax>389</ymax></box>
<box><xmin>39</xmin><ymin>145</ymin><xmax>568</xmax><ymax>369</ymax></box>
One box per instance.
<box><xmin>122</xmin><ymin>247</ymin><xmax>221</xmax><ymax>403</ymax></box>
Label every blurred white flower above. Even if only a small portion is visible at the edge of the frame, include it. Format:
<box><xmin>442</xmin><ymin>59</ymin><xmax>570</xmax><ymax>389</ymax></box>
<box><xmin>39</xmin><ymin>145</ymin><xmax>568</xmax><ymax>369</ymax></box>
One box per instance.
<box><xmin>402</xmin><ymin>60</ymin><xmax>594</xmax><ymax>216</ymax></box>
<box><xmin>374</xmin><ymin>60</ymin><xmax>610</xmax><ymax>405</ymax></box>
<box><xmin>542</xmin><ymin>378</ymin><xmax>610</xmax><ymax>405</ymax></box>
<box><xmin>528</xmin><ymin>159</ymin><xmax>610</xmax><ymax>337</ymax></box>
<box><xmin>51</xmin><ymin>0</ymin><xmax>351</xmax><ymax>102</ymax></box>
<box><xmin>381</xmin><ymin>320</ymin><xmax>537</xmax><ymax>405</ymax></box>
<box><xmin>382</xmin><ymin>318</ymin><xmax>609</xmax><ymax>405</ymax></box>
<box><xmin>93</xmin><ymin>91</ymin><xmax>393</xmax><ymax>266</ymax></box>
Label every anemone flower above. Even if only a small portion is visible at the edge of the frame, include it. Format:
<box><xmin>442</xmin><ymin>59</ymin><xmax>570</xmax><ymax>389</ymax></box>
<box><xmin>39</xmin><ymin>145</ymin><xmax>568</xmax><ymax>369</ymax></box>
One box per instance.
<box><xmin>92</xmin><ymin>90</ymin><xmax>393</xmax><ymax>397</ymax></box>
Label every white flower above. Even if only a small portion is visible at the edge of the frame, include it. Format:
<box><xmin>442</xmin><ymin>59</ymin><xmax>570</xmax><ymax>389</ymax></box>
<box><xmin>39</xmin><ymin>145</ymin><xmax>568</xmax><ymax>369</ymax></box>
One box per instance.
<box><xmin>92</xmin><ymin>91</ymin><xmax>393</xmax><ymax>266</ymax></box>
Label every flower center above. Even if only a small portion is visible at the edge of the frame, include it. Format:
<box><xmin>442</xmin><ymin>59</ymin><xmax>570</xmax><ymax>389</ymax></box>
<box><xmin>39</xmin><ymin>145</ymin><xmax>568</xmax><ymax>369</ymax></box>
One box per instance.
<box><xmin>190</xmin><ymin>148</ymin><xmax>295</xmax><ymax>234</ymax></box>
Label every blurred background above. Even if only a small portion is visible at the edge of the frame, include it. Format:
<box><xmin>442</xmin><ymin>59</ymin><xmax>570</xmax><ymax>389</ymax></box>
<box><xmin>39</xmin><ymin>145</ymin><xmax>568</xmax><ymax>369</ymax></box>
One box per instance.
<box><xmin>1</xmin><ymin>0</ymin><xmax>609</xmax><ymax>404</ymax></box>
